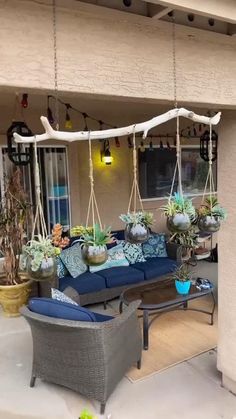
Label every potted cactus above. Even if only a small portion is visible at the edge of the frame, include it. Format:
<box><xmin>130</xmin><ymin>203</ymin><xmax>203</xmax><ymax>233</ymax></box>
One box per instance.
<box><xmin>172</xmin><ymin>263</ymin><xmax>193</xmax><ymax>295</ymax></box>
<box><xmin>197</xmin><ymin>196</ymin><xmax>227</xmax><ymax>233</ymax></box>
<box><xmin>80</xmin><ymin>223</ymin><xmax>112</xmax><ymax>266</ymax></box>
<box><xmin>119</xmin><ymin>211</ymin><xmax>153</xmax><ymax>244</ymax></box>
<box><xmin>161</xmin><ymin>193</ymin><xmax>196</xmax><ymax>233</ymax></box>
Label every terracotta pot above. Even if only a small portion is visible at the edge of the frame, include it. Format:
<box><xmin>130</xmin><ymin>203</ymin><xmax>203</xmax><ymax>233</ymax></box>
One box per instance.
<box><xmin>124</xmin><ymin>224</ymin><xmax>149</xmax><ymax>244</ymax></box>
<box><xmin>27</xmin><ymin>257</ymin><xmax>56</xmax><ymax>281</ymax></box>
<box><xmin>81</xmin><ymin>245</ymin><xmax>108</xmax><ymax>266</ymax></box>
<box><xmin>198</xmin><ymin>215</ymin><xmax>221</xmax><ymax>233</ymax></box>
<box><xmin>167</xmin><ymin>214</ymin><xmax>191</xmax><ymax>233</ymax></box>
<box><xmin>0</xmin><ymin>274</ymin><xmax>32</xmax><ymax>317</ymax></box>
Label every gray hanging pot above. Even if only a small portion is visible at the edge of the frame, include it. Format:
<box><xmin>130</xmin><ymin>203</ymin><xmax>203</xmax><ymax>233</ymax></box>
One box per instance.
<box><xmin>124</xmin><ymin>223</ymin><xmax>150</xmax><ymax>244</ymax></box>
<box><xmin>81</xmin><ymin>244</ymin><xmax>108</xmax><ymax>266</ymax></box>
<box><xmin>198</xmin><ymin>215</ymin><xmax>221</xmax><ymax>233</ymax></box>
<box><xmin>27</xmin><ymin>257</ymin><xmax>56</xmax><ymax>281</ymax></box>
<box><xmin>167</xmin><ymin>214</ymin><xmax>191</xmax><ymax>233</ymax></box>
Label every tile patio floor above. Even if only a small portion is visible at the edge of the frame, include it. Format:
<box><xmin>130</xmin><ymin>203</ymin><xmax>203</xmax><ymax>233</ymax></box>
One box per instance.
<box><xmin>1</xmin><ymin>262</ymin><xmax>236</xmax><ymax>419</ymax></box>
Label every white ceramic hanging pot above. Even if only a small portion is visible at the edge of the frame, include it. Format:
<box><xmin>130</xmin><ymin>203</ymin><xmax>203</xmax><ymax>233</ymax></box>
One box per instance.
<box><xmin>124</xmin><ymin>223</ymin><xmax>150</xmax><ymax>244</ymax></box>
<box><xmin>198</xmin><ymin>215</ymin><xmax>221</xmax><ymax>233</ymax></box>
<box><xmin>167</xmin><ymin>214</ymin><xmax>191</xmax><ymax>233</ymax></box>
<box><xmin>81</xmin><ymin>245</ymin><xmax>108</xmax><ymax>266</ymax></box>
<box><xmin>27</xmin><ymin>257</ymin><xmax>56</xmax><ymax>281</ymax></box>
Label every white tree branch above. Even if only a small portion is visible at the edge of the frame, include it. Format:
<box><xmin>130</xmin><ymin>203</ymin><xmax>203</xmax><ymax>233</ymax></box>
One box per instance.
<box><xmin>13</xmin><ymin>107</ymin><xmax>221</xmax><ymax>144</ymax></box>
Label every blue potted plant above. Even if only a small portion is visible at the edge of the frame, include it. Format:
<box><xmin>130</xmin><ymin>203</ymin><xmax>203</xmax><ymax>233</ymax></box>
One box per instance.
<box><xmin>172</xmin><ymin>263</ymin><xmax>192</xmax><ymax>295</ymax></box>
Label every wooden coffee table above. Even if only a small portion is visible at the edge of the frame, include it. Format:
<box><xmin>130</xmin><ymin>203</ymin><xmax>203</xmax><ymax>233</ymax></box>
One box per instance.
<box><xmin>120</xmin><ymin>278</ymin><xmax>215</xmax><ymax>350</ymax></box>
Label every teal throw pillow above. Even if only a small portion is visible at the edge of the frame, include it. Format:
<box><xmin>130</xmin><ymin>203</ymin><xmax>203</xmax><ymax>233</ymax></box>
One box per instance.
<box><xmin>142</xmin><ymin>233</ymin><xmax>167</xmax><ymax>258</ymax></box>
<box><xmin>59</xmin><ymin>243</ymin><xmax>87</xmax><ymax>278</ymax></box>
<box><xmin>90</xmin><ymin>244</ymin><xmax>129</xmax><ymax>273</ymax></box>
<box><xmin>121</xmin><ymin>241</ymin><xmax>146</xmax><ymax>264</ymax></box>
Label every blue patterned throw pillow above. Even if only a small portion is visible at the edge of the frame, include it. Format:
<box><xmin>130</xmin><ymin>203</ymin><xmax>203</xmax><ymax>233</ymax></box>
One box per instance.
<box><xmin>56</xmin><ymin>257</ymin><xmax>69</xmax><ymax>278</ymax></box>
<box><xmin>51</xmin><ymin>288</ymin><xmax>78</xmax><ymax>306</ymax></box>
<box><xmin>142</xmin><ymin>233</ymin><xmax>167</xmax><ymax>259</ymax></box>
<box><xmin>59</xmin><ymin>243</ymin><xmax>87</xmax><ymax>278</ymax></box>
<box><xmin>90</xmin><ymin>244</ymin><xmax>129</xmax><ymax>272</ymax></box>
<box><xmin>121</xmin><ymin>241</ymin><xmax>146</xmax><ymax>264</ymax></box>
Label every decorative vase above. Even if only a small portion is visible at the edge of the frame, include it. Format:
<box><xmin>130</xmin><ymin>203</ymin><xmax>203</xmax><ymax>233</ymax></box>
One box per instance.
<box><xmin>167</xmin><ymin>214</ymin><xmax>191</xmax><ymax>233</ymax></box>
<box><xmin>81</xmin><ymin>245</ymin><xmax>108</xmax><ymax>266</ymax></box>
<box><xmin>198</xmin><ymin>215</ymin><xmax>221</xmax><ymax>233</ymax></box>
<box><xmin>175</xmin><ymin>279</ymin><xmax>191</xmax><ymax>295</ymax></box>
<box><xmin>0</xmin><ymin>274</ymin><xmax>32</xmax><ymax>317</ymax></box>
<box><xmin>124</xmin><ymin>223</ymin><xmax>149</xmax><ymax>244</ymax></box>
<box><xmin>27</xmin><ymin>257</ymin><xmax>56</xmax><ymax>281</ymax></box>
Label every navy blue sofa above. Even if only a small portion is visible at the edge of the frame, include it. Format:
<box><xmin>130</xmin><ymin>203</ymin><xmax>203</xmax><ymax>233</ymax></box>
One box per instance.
<box><xmin>56</xmin><ymin>231</ymin><xmax>181</xmax><ymax>306</ymax></box>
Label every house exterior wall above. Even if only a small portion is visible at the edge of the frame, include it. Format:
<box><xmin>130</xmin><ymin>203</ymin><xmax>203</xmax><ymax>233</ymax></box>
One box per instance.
<box><xmin>1</xmin><ymin>0</ymin><xmax>236</xmax><ymax>107</ymax></box>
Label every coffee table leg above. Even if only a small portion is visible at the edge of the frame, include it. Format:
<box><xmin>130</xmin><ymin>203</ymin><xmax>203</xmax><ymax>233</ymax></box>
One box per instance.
<box><xmin>119</xmin><ymin>301</ymin><xmax>123</xmax><ymax>314</ymax></box>
<box><xmin>143</xmin><ymin>310</ymin><xmax>149</xmax><ymax>350</ymax></box>
<box><xmin>210</xmin><ymin>292</ymin><xmax>216</xmax><ymax>325</ymax></box>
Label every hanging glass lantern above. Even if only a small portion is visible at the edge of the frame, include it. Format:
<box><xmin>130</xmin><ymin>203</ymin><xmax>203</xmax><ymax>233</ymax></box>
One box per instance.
<box><xmin>26</xmin><ymin>256</ymin><xmax>57</xmax><ymax>281</ymax></box>
<box><xmin>124</xmin><ymin>223</ymin><xmax>150</xmax><ymax>244</ymax></box>
<box><xmin>167</xmin><ymin>214</ymin><xmax>191</xmax><ymax>233</ymax></box>
<box><xmin>7</xmin><ymin>121</ymin><xmax>33</xmax><ymax>166</ymax></box>
<box><xmin>200</xmin><ymin>130</ymin><xmax>218</xmax><ymax>162</ymax></box>
<box><xmin>81</xmin><ymin>245</ymin><xmax>108</xmax><ymax>266</ymax></box>
<box><xmin>198</xmin><ymin>215</ymin><xmax>221</xmax><ymax>233</ymax></box>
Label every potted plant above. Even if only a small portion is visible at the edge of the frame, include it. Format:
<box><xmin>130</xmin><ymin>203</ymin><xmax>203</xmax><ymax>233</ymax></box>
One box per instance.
<box><xmin>79</xmin><ymin>409</ymin><xmax>97</xmax><ymax>419</ymax></box>
<box><xmin>0</xmin><ymin>169</ymin><xmax>32</xmax><ymax>317</ymax></box>
<box><xmin>169</xmin><ymin>228</ymin><xmax>198</xmax><ymax>262</ymax></box>
<box><xmin>197</xmin><ymin>196</ymin><xmax>227</xmax><ymax>233</ymax></box>
<box><xmin>22</xmin><ymin>235</ymin><xmax>59</xmax><ymax>281</ymax></box>
<box><xmin>80</xmin><ymin>223</ymin><xmax>112</xmax><ymax>266</ymax></box>
<box><xmin>172</xmin><ymin>263</ymin><xmax>193</xmax><ymax>295</ymax></box>
<box><xmin>119</xmin><ymin>211</ymin><xmax>153</xmax><ymax>244</ymax></box>
<box><xmin>161</xmin><ymin>193</ymin><xmax>196</xmax><ymax>233</ymax></box>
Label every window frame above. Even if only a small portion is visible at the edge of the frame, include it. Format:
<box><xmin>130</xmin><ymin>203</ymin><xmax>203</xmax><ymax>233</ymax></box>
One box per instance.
<box><xmin>138</xmin><ymin>144</ymin><xmax>217</xmax><ymax>202</ymax></box>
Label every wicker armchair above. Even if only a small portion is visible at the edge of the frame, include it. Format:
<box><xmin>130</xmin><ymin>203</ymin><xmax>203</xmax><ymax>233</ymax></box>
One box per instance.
<box><xmin>20</xmin><ymin>300</ymin><xmax>142</xmax><ymax>414</ymax></box>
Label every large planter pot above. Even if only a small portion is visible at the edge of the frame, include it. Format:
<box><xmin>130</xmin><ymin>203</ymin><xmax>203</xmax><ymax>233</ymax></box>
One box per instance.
<box><xmin>175</xmin><ymin>279</ymin><xmax>191</xmax><ymax>295</ymax></box>
<box><xmin>27</xmin><ymin>257</ymin><xmax>57</xmax><ymax>281</ymax></box>
<box><xmin>0</xmin><ymin>274</ymin><xmax>32</xmax><ymax>317</ymax></box>
<box><xmin>124</xmin><ymin>223</ymin><xmax>149</xmax><ymax>244</ymax></box>
<box><xmin>167</xmin><ymin>214</ymin><xmax>191</xmax><ymax>233</ymax></box>
<box><xmin>198</xmin><ymin>215</ymin><xmax>221</xmax><ymax>233</ymax></box>
<box><xmin>81</xmin><ymin>245</ymin><xmax>108</xmax><ymax>266</ymax></box>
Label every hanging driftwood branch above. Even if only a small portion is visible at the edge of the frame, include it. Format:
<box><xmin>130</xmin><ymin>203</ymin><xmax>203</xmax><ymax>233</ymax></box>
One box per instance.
<box><xmin>14</xmin><ymin>107</ymin><xmax>221</xmax><ymax>144</ymax></box>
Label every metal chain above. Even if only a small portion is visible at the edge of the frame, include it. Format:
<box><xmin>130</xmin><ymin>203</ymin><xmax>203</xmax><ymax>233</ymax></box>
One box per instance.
<box><xmin>172</xmin><ymin>12</ymin><xmax>178</xmax><ymax>108</ymax></box>
<box><xmin>52</xmin><ymin>0</ymin><xmax>59</xmax><ymax>130</ymax></box>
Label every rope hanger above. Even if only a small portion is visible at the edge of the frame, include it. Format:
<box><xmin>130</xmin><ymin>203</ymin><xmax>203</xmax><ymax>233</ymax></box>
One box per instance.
<box><xmin>201</xmin><ymin>123</ymin><xmax>215</xmax><ymax>210</ymax></box>
<box><xmin>86</xmin><ymin>132</ymin><xmax>103</xmax><ymax>234</ymax></box>
<box><xmin>169</xmin><ymin>115</ymin><xmax>183</xmax><ymax>200</ymax></box>
<box><xmin>127</xmin><ymin>126</ymin><xmax>144</xmax><ymax>213</ymax></box>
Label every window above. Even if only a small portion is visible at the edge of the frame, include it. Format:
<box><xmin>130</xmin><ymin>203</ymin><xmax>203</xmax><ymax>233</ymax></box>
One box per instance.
<box><xmin>138</xmin><ymin>146</ymin><xmax>217</xmax><ymax>199</ymax></box>
<box><xmin>0</xmin><ymin>147</ymin><xmax>71</xmax><ymax>231</ymax></box>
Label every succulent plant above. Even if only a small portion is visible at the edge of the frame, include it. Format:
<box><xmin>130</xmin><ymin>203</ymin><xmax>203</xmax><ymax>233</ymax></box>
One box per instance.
<box><xmin>197</xmin><ymin>196</ymin><xmax>227</xmax><ymax>220</ymax></box>
<box><xmin>119</xmin><ymin>211</ymin><xmax>153</xmax><ymax>227</ymax></box>
<box><xmin>70</xmin><ymin>225</ymin><xmax>93</xmax><ymax>237</ymax></box>
<box><xmin>172</xmin><ymin>263</ymin><xmax>193</xmax><ymax>282</ymax></box>
<box><xmin>80</xmin><ymin>224</ymin><xmax>112</xmax><ymax>247</ymax></box>
<box><xmin>161</xmin><ymin>193</ymin><xmax>196</xmax><ymax>220</ymax></box>
<box><xmin>22</xmin><ymin>235</ymin><xmax>58</xmax><ymax>272</ymax></box>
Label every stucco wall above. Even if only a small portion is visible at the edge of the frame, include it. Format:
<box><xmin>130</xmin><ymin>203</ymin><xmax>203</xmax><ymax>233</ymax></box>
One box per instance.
<box><xmin>1</xmin><ymin>0</ymin><xmax>236</xmax><ymax>106</ymax></box>
<box><xmin>217</xmin><ymin>111</ymin><xmax>236</xmax><ymax>385</ymax></box>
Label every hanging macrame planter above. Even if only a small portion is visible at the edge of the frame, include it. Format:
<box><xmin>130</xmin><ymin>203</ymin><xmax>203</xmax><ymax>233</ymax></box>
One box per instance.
<box><xmin>120</xmin><ymin>127</ymin><xmax>153</xmax><ymax>244</ymax></box>
<box><xmin>22</xmin><ymin>139</ymin><xmax>57</xmax><ymax>281</ymax></box>
<box><xmin>80</xmin><ymin>134</ymin><xmax>110</xmax><ymax>266</ymax></box>
<box><xmin>162</xmin><ymin>117</ymin><xmax>196</xmax><ymax>233</ymax></box>
<box><xmin>197</xmin><ymin>125</ymin><xmax>226</xmax><ymax>234</ymax></box>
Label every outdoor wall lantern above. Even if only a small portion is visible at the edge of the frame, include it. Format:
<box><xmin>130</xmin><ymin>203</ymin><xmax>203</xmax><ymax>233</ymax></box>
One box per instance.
<box><xmin>101</xmin><ymin>140</ymin><xmax>113</xmax><ymax>165</ymax></box>
<box><xmin>7</xmin><ymin>121</ymin><xmax>33</xmax><ymax>166</ymax></box>
<box><xmin>200</xmin><ymin>129</ymin><xmax>218</xmax><ymax>162</ymax></box>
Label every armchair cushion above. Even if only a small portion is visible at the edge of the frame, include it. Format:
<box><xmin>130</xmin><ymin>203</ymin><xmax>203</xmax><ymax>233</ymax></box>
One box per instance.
<box><xmin>29</xmin><ymin>297</ymin><xmax>96</xmax><ymax>322</ymax></box>
<box><xmin>142</xmin><ymin>233</ymin><xmax>168</xmax><ymax>258</ymax></box>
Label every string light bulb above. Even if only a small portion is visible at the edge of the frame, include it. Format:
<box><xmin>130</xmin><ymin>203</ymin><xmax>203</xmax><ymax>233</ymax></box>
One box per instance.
<box><xmin>101</xmin><ymin>140</ymin><xmax>113</xmax><ymax>165</ymax></box>
<box><xmin>65</xmin><ymin>104</ymin><xmax>72</xmax><ymax>129</ymax></box>
<box><xmin>21</xmin><ymin>93</ymin><xmax>28</xmax><ymax>108</ymax></box>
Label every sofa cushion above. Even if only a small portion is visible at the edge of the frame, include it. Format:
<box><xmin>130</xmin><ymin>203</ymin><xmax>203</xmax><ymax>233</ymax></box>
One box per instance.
<box><xmin>98</xmin><ymin>266</ymin><xmax>145</xmax><ymax>288</ymax></box>
<box><xmin>142</xmin><ymin>233</ymin><xmax>168</xmax><ymax>259</ymax></box>
<box><xmin>51</xmin><ymin>288</ymin><xmax>78</xmax><ymax>306</ymax></box>
<box><xmin>59</xmin><ymin>271</ymin><xmax>107</xmax><ymax>295</ymax></box>
<box><xmin>29</xmin><ymin>298</ymin><xmax>96</xmax><ymax>322</ymax></box>
<box><xmin>90</xmin><ymin>244</ymin><xmax>129</xmax><ymax>273</ymax></box>
<box><xmin>121</xmin><ymin>241</ymin><xmax>146</xmax><ymax>264</ymax></box>
<box><xmin>59</xmin><ymin>242</ymin><xmax>87</xmax><ymax>278</ymax></box>
<box><xmin>133</xmin><ymin>257</ymin><xmax>177</xmax><ymax>280</ymax></box>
